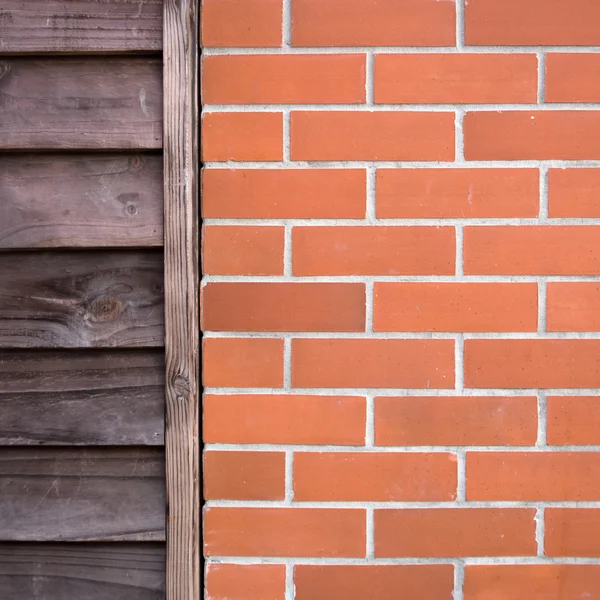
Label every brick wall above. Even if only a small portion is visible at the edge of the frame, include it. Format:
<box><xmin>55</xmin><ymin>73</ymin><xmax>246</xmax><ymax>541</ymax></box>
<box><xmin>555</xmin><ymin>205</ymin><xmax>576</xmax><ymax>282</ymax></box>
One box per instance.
<box><xmin>201</xmin><ymin>1</ymin><xmax>600</xmax><ymax>599</ymax></box>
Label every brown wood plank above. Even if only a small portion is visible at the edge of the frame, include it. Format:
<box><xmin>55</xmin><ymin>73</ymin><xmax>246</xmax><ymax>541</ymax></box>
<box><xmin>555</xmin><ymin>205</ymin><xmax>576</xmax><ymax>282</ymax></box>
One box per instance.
<box><xmin>0</xmin><ymin>349</ymin><xmax>164</xmax><ymax>445</ymax></box>
<box><xmin>0</xmin><ymin>448</ymin><xmax>165</xmax><ymax>541</ymax></box>
<box><xmin>0</xmin><ymin>543</ymin><xmax>165</xmax><ymax>600</ymax></box>
<box><xmin>0</xmin><ymin>250</ymin><xmax>164</xmax><ymax>348</ymax></box>
<box><xmin>0</xmin><ymin>58</ymin><xmax>162</xmax><ymax>150</ymax></box>
<box><xmin>0</xmin><ymin>154</ymin><xmax>163</xmax><ymax>249</ymax></box>
<box><xmin>164</xmin><ymin>2</ymin><xmax>200</xmax><ymax>599</ymax></box>
<box><xmin>0</xmin><ymin>0</ymin><xmax>162</xmax><ymax>54</ymax></box>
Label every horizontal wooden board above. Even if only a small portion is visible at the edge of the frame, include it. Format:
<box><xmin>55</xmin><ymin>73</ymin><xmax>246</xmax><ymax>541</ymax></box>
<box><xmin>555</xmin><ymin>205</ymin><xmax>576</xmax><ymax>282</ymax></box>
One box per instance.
<box><xmin>0</xmin><ymin>448</ymin><xmax>165</xmax><ymax>541</ymax></box>
<box><xmin>0</xmin><ymin>154</ymin><xmax>163</xmax><ymax>249</ymax></box>
<box><xmin>0</xmin><ymin>250</ymin><xmax>164</xmax><ymax>348</ymax></box>
<box><xmin>0</xmin><ymin>543</ymin><xmax>165</xmax><ymax>600</ymax></box>
<box><xmin>0</xmin><ymin>58</ymin><xmax>162</xmax><ymax>149</ymax></box>
<box><xmin>0</xmin><ymin>349</ymin><xmax>164</xmax><ymax>445</ymax></box>
<box><xmin>0</xmin><ymin>1</ymin><xmax>162</xmax><ymax>53</ymax></box>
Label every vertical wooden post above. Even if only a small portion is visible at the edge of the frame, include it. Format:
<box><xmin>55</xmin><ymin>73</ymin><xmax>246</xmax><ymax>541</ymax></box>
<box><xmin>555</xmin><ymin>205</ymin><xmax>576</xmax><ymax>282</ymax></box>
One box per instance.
<box><xmin>163</xmin><ymin>1</ymin><xmax>200</xmax><ymax>599</ymax></box>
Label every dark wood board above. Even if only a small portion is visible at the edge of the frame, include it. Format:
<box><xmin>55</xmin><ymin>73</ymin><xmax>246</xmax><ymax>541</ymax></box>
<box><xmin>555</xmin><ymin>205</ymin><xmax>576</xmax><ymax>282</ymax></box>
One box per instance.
<box><xmin>0</xmin><ymin>153</ymin><xmax>163</xmax><ymax>249</ymax></box>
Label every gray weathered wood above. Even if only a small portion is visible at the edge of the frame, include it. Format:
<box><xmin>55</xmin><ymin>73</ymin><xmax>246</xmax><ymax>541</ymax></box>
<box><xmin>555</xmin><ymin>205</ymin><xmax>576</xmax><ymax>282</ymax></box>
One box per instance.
<box><xmin>0</xmin><ymin>154</ymin><xmax>163</xmax><ymax>249</ymax></box>
<box><xmin>0</xmin><ymin>448</ymin><xmax>165</xmax><ymax>541</ymax></box>
<box><xmin>0</xmin><ymin>0</ymin><xmax>162</xmax><ymax>53</ymax></box>
<box><xmin>0</xmin><ymin>543</ymin><xmax>165</xmax><ymax>600</ymax></box>
<box><xmin>0</xmin><ymin>58</ymin><xmax>162</xmax><ymax>149</ymax></box>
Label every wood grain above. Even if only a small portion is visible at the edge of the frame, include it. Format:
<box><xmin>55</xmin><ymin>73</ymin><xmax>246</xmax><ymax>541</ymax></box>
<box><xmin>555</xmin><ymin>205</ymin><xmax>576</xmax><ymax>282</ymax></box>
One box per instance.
<box><xmin>0</xmin><ymin>543</ymin><xmax>165</xmax><ymax>600</ymax></box>
<box><xmin>0</xmin><ymin>58</ymin><xmax>162</xmax><ymax>149</ymax></box>
<box><xmin>163</xmin><ymin>1</ymin><xmax>200</xmax><ymax>599</ymax></box>
<box><xmin>0</xmin><ymin>0</ymin><xmax>162</xmax><ymax>53</ymax></box>
<box><xmin>0</xmin><ymin>448</ymin><xmax>165</xmax><ymax>541</ymax></box>
<box><xmin>0</xmin><ymin>250</ymin><xmax>164</xmax><ymax>348</ymax></box>
<box><xmin>0</xmin><ymin>154</ymin><xmax>163</xmax><ymax>249</ymax></box>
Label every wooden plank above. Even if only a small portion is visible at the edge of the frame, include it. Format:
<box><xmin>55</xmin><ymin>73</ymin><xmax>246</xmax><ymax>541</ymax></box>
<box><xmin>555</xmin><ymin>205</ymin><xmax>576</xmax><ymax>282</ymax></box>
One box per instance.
<box><xmin>163</xmin><ymin>1</ymin><xmax>200</xmax><ymax>599</ymax></box>
<box><xmin>0</xmin><ymin>543</ymin><xmax>165</xmax><ymax>599</ymax></box>
<box><xmin>0</xmin><ymin>448</ymin><xmax>165</xmax><ymax>541</ymax></box>
<box><xmin>0</xmin><ymin>250</ymin><xmax>164</xmax><ymax>348</ymax></box>
<box><xmin>0</xmin><ymin>58</ymin><xmax>162</xmax><ymax>150</ymax></box>
<box><xmin>0</xmin><ymin>349</ymin><xmax>164</xmax><ymax>445</ymax></box>
<box><xmin>0</xmin><ymin>154</ymin><xmax>163</xmax><ymax>249</ymax></box>
<box><xmin>0</xmin><ymin>0</ymin><xmax>162</xmax><ymax>54</ymax></box>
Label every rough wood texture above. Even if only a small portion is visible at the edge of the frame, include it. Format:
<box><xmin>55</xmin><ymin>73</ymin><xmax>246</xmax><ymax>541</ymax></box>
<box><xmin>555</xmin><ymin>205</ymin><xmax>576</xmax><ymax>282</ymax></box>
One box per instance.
<box><xmin>0</xmin><ymin>349</ymin><xmax>164</xmax><ymax>445</ymax></box>
<box><xmin>0</xmin><ymin>543</ymin><xmax>165</xmax><ymax>599</ymax></box>
<box><xmin>0</xmin><ymin>250</ymin><xmax>164</xmax><ymax>348</ymax></box>
<box><xmin>0</xmin><ymin>58</ymin><xmax>162</xmax><ymax>149</ymax></box>
<box><xmin>0</xmin><ymin>448</ymin><xmax>165</xmax><ymax>541</ymax></box>
<box><xmin>164</xmin><ymin>1</ymin><xmax>200</xmax><ymax>599</ymax></box>
<box><xmin>0</xmin><ymin>0</ymin><xmax>162</xmax><ymax>53</ymax></box>
<box><xmin>0</xmin><ymin>154</ymin><xmax>163</xmax><ymax>249</ymax></box>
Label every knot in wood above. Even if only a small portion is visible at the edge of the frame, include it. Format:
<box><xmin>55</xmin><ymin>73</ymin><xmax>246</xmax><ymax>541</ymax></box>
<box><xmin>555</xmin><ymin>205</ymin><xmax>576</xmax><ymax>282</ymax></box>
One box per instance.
<box><xmin>87</xmin><ymin>296</ymin><xmax>124</xmax><ymax>323</ymax></box>
<box><xmin>173</xmin><ymin>374</ymin><xmax>191</xmax><ymax>396</ymax></box>
<box><xmin>129</xmin><ymin>155</ymin><xmax>143</xmax><ymax>171</ymax></box>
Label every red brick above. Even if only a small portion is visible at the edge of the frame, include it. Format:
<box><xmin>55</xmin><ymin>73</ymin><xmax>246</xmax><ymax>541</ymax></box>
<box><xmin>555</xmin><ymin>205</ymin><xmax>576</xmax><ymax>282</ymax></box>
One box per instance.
<box><xmin>292</xmin><ymin>0</ymin><xmax>455</xmax><ymax>47</ymax></box>
<box><xmin>202</xmin><ymin>226</ymin><xmax>284</xmax><ymax>275</ymax></box>
<box><xmin>202</xmin><ymin>283</ymin><xmax>366</xmax><ymax>332</ymax></box>
<box><xmin>203</xmin><ymin>395</ymin><xmax>366</xmax><ymax>445</ymax></box>
<box><xmin>293</xmin><ymin>227</ymin><xmax>455</xmax><ymax>276</ymax></box>
<box><xmin>373</xmin><ymin>283</ymin><xmax>537</xmax><ymax>332</ymax></box>
<box><xmin>547</xmin><ymin>283</ymin><xmax>600</xmax><ymax>331</ymax></box>
<box><xmin>292</xmin><ymin>339</ymin><xmax>455</xmax><ymax>389</ymax></box>
<box><xmin>201</xmin><ymin>0</ymin><xmax>282</xmax><ymax>47</ymax></box>
<box><xmin>203</xmin><ymin>55</ymin><xmax>366</xmax><ymax>104</ymax></box>
<box><xmin>375</xmin><ymin>509</ymin><xmax>537</xmax><ymax>558</ymax></box>
<box><xmin>203</xmin><ymin>338</ymin><xmax>283</xmax><ymax>388</ymax></box>
<box><xmin>291</xmin><ymin>112</ymin><xmax>455</xmax><ymax>161</ymax></box>
<box><xmin>546</xmin><ymin>509</ymin><xmax>600</xmax><ymax>557</ymax></box>
<box><xmin>464</xmin><ymin>111</ymin><xmax>600</xmax><ymax>160</ymax></box>
<box><xmin>465</xmin><ymin>340</ymin><xmax>600</xmax><ymax>389</ymax></box>
<box><xmin>202</xmin><ymin>169</ymin><xmax>366</xmax><ymax>219</ymax></box>
<box><xmin>549</xmin><ymin>168</ymin><xmax>600</xmax><ymax>218</ymax></box>
<box><xmin>375</xmin><ymin>396</ymin><xmax>538</xmax><ymax>447</ymax></box>
<box><xmin>206</xmin><ymin>564</ymin><xmax>285</xmax><ymax>600</ymax></box>
<box><xmin>547</xmin><ymin>397</ymin><xmax>600</xmax><ymax>446</ymax></box>
<box><xmin>464</xmin><ymin>226</ymin><xmax>600</xmax><ymax>275</ymax></box>
<box><xmin>375</xmin><ymin>54</ymin><xmax>537</xmax><ymax>104</ymax></box>
<box><xmin>202</xmin><ymin>113</ymin><xmax>282</xmax><ymax>162</ymax></box>
<box><xmin>376</xmin><ymin>168</ymin><xmax>539</xmax><ymax>219</ymax></box>
<box><xmin>467</xmin><ymin>452</ymin><xmax>600</xmax><ymax>501</ymax></box>
<box><xmin>294</xmin><ymin>565</ymin><xmax>454</xmax><ymax>600</ymax></box>
<box><xmin>546</xmin><ymin>54</ymin><xmax>600</xmax><ymax>102</ymax></box>
<box><xmin>293</xmin><ymin>452</ymin><xmax>457</xmax><ymax>501</ymax></box>
<box><xmin>203</xmin><ymin>451</ymin><xmax>285</xmax><ymax>501</ymax></box>
<box><xmin>204</xmin><ymin>508</ymin><xmax>366</xmax><ymax>557</ymax></box>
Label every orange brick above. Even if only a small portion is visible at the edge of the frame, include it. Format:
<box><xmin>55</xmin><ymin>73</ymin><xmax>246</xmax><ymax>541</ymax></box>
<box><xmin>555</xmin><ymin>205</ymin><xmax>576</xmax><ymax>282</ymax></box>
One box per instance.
<box><xmin>375</xmin><ymin>54</ymin><xmax>537</xmax><ymax>104</ymax></box>
<box><xmin>292</xmin><ymin>339</ymin><xmax>455</xmax><ymax>389</ymax></box>
<box><xmin>464</xmin><ymin>111</ymin><xmax>600</xmax><ymax>160</ymax></box>
<box><xmin>291</xmin><ymin>112</ymin><xmax>455</xmax><ymax>161</ymax></box>
<box><xmin>202</xmin><ymin>113</ymin><xmax>282</xmax><ymax>162</ymax></box>
<box><xmin>465</xmin><ymin>0</ymin><xmax>600</xmax><ymax>46</ymax></box>
<box><xmin>204</xmin><ymin>451</ymin><xmax>285</xmax><ymax>501</ymax></box>
<box><xmin>373</xmin><ymin>283</ymin><xmax>537</xmax><ymax>332</ymax></box>
<box><xmin>546</xmin><ymin>509</ymin><xmax>600</xmax><ymax>557</ymax></box>
<box><xmin>465</xmin><ymin>340</ymin><xmax>600</xmax><ymax>389</ymax></box>
<box><xmin>376</xmin><ymin>168</ymin><xmax>539</xmax><ymax>219</ymax></box>
<box><xmin>202</xmin><ymin>226</ymin><xmax>284</xmax><ymax>275</ymax></box>
<box><xmin>294</xmin><ymin>565</ymin><xmax>454</xmax><ymax>600</ymax></box>
<box><xmin>203</xmin><ymin>338</ymin><xmax>283</xmax><ymax>388</ymax></box>
<box><xmin>202</xmin><ymin>283</ymin><xmax>366</xmax><ymax>332</ymax></box>
<box><xmin>293</xmin><ymin>227</ymin><xmax>455</xmax><ymax>276</ymax></box>
<box><xmin>202</xmin><ymin>169</ymin><xmax>366</xmax><ymax>219</ymax></box>
<box><xmin>547</xmin><ymin>283</ymin><xmax>600</xmax><ymax>331</ymax></box>
<box><xmin>375</xmin><ymin>396</ymin><xmax>538</xmax><ymax>446</ymax></box>
<box><xmin>292</xmin><ymin>0</ymin><xmax>455</xmax><ymax>47</ymax></box>
<box><xmin>464</xmin><ymin>226</ymin><xmax>600</xmax><ymax>275</ymax></box>
<box><xmin>204</xmin><ymin>508</ymin><xmax>366</xmax><ymax>557</ymax></box>
<box><xmin>203</xmin><ymin>55</ymin><xmax>366</xmax><ymax>104</ymax></box>
<box><xmin>547</xmin><ymin>397</ymin><xmax>600</xmax><ymax>446</ymax></box>
<box><xmin>467</xmin><ymin>452</ymin><xmax>600</xmax><ymax>501</ymax></box>
<box><xmin>206</xmin><ymin>564</ymin><xmax>286</xmax><ymax>600</ymax></box>
<box><xmin>546</xmin><ymin>54</ymin><xmax>600</xmax><ymax>102</ymax></box>
<box><xmin>549</xmin><ymin>168</ymin><xmax>600</xmax><ymax>218</ymax></box>
<box><xmin>375</xmin><ymin>509</ymin><xmax>537</xmax><ymax>558</ymax></box>
<box><xmin>293</xmin><ymin>452</ymin><xmax>457</xmax><ymax>502</ymax></box>
<box><xmin>201</xmin><ymin>0</ymin><xmax>282</xmax><ymax>47</ymax></box>
<box><xmin>203</xmin><ymin>395</ymin><xmax>366</xmax><ymax>445</ymax></box>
